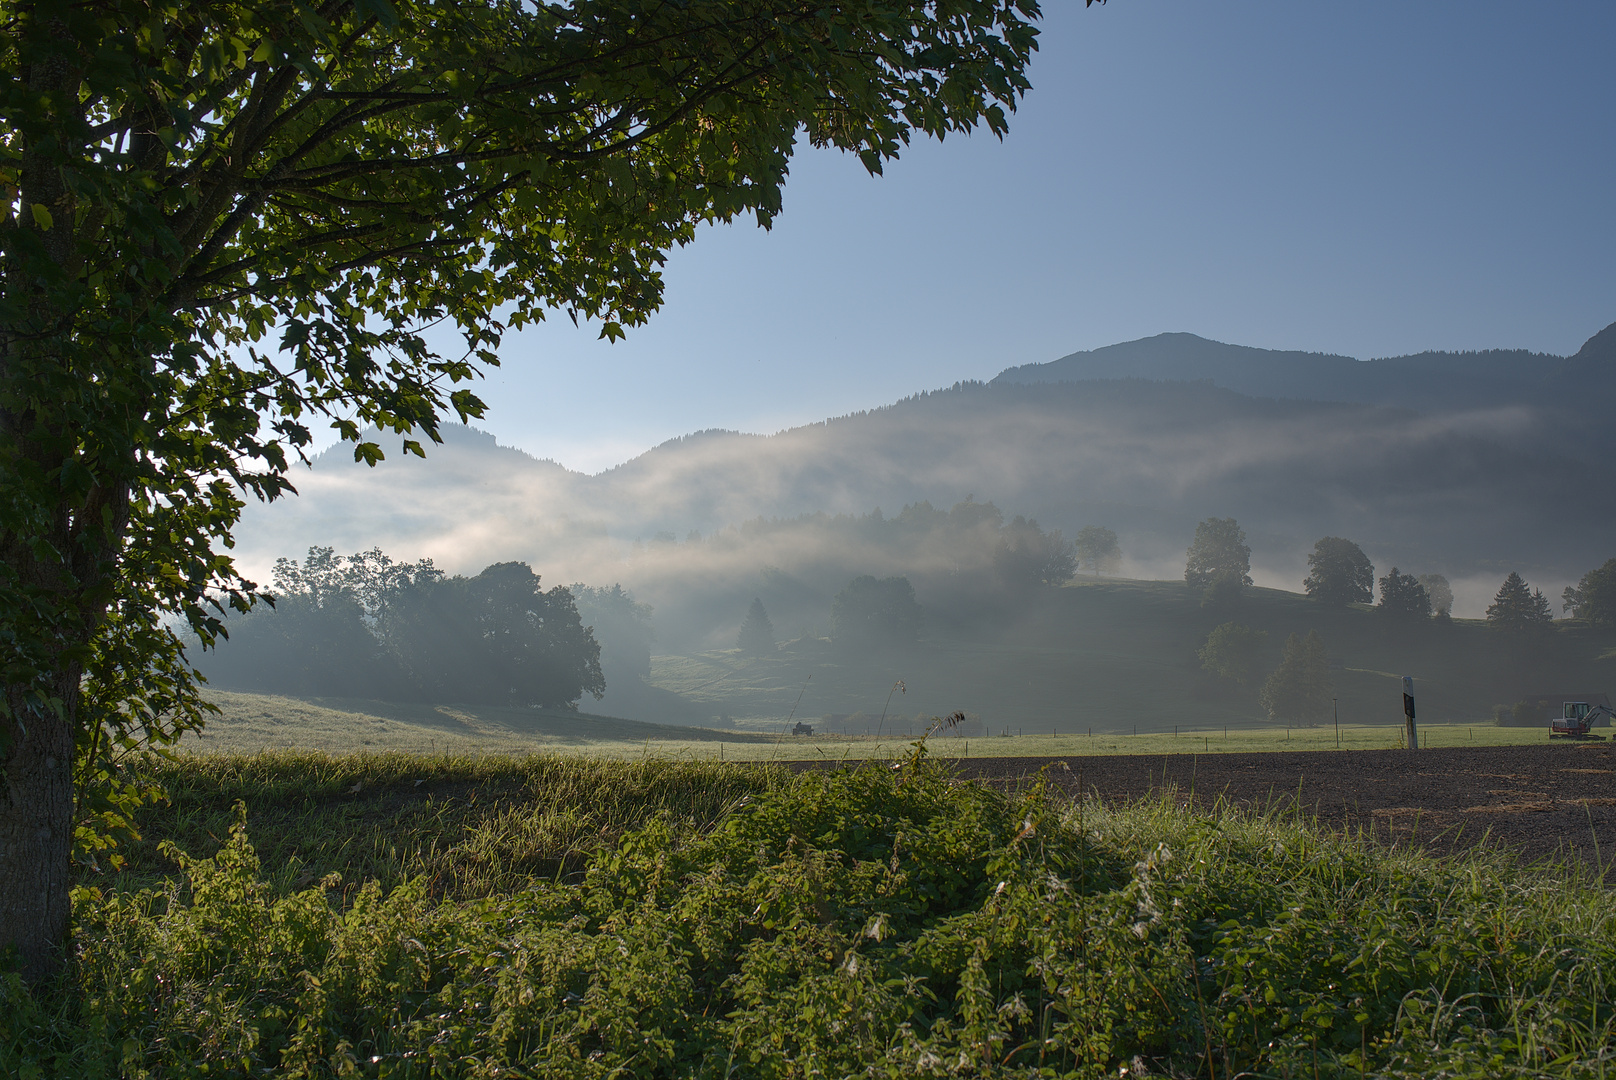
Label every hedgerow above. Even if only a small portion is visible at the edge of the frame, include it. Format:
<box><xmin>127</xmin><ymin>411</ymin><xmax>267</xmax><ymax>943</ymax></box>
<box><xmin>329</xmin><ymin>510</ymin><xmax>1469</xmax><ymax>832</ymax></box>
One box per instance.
<box><xmin>5</xmin><ymin>751</ymin><xmax>1615</xmax><ymax>1077</ymax></box>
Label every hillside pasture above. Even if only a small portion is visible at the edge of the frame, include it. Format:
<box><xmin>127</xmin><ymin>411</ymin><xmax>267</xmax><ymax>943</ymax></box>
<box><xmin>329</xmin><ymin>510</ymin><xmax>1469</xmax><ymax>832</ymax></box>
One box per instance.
<box><xmin>648</xmin><ymin>578</ymin><xmax>1614</xmax><ymax>733</ymax></box>
<box><xmin>185</xmin><ymin>690</ymin><xmax>1556</xmax><ymax>761</ymax></box>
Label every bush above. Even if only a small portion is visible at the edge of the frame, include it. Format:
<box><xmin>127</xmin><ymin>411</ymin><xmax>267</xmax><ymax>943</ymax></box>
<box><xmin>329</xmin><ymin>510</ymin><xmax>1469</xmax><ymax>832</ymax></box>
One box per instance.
<box><xmin>9</xmin><ymin>756</ymin><xmax>1616</xmax><ymax>1078</ymax></box>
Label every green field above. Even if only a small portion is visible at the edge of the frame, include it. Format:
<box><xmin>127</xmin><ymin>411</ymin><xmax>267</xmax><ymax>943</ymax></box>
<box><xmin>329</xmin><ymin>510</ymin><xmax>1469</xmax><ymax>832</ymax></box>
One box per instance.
<box><xmin>645</xmin><ymin>578</ymin><xmax>1616</xmax><ymax>732</ymax></box>
<box><xmin>188</xmin><ymin>689</ymin><xmax>1562</xmax><ymax>761</ymax></box>
<box><xmin>11</xmin><ymin>751</ymin><xmax>1616</xmax><ymax>1078</ymax></box>
<box><xmin>188</xmin><ymin>579</ymin><xmax>1614</xmax><ymax>760</ymax></box>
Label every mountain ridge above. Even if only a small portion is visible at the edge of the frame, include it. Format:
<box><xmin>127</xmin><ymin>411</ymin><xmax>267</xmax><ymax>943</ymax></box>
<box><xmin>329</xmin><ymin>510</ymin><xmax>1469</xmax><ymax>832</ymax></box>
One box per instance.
<box><xmin>991</xmin><ymin>321</ymin><xmax>1615</xmax><ymax>416</ymax></box>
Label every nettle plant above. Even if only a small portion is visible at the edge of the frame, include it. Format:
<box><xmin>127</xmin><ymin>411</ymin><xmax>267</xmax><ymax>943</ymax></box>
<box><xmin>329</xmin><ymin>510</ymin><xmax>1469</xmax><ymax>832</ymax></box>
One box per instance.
<box><xmin>9</xmin><ymin>752</ymin><xmax>1616</xmax><ymax>1077</ymax></box>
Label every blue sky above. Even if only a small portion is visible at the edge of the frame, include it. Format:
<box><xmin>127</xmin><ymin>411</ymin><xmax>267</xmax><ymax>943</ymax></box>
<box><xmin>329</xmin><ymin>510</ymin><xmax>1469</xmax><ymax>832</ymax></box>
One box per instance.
<box><xmin>464</xmin><ymin>0</ymin><xmax>1615</xmax><ymax>473</ymax></box>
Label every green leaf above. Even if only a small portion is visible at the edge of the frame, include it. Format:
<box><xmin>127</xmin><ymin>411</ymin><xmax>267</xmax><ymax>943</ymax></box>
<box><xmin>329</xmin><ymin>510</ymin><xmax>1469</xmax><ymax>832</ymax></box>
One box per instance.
<box><xmin>30</xmin><ymin>203</ymin><xmax>53</xmax><ymax>230</ymax></box>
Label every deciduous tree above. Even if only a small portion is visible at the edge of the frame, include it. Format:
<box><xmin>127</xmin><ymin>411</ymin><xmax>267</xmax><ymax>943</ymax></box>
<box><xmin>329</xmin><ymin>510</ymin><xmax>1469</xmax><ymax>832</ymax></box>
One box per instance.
<box><xmin>573</xmin><ymin>583</ymin><xmax>655</xmax><ymax>682</ymax></box>
<box><xmin>1416</xmin><ymin>573</ymin><xmax>1453</xmax><ymax>618</ymax></box>
<box><xmin>378</xmin><ymin>562</ymin><xmax>603</xmax><ymax>706</ymax></box>
<box><xmin>1563</xmin><ymin>559</ymin><xmax>1616</xmax><ymax>629</ymax></box>
<box><xmin>1198</xmin><ymin>622</ymin><xmax>1268</xmax><ymax>688</ymax></box>
<box><xmin>832</xmin><ymin>575</ymin><xmax>919</xmax><ymax>648</ymax></box>
<box><xmin>992</xmin><ymin>515</ymin><xmax>1076</xmax><ymax>591</ymax></box>
<box><xmin>1258</xmin><ymin>630</ymin><xmax>1332</xmax><ymax>725</ymax></box>
<box><xmin>1184</xmin><ymin>517</ymin><xmax>1252</xmax><ymax>591</ymax></box>
<box><xmin>1302</xmin><ymin>537</ymin><xmax>1373</xmax><ymax>606</ymax></box>
<box><xmin>1073</xmin><ymin>525</ymin><xmax>1121</xmax><ymax>577</ymax></box>
<box><xmin>0</xmin><ymin>0</ymin><xmax>1051</xmax><ymax>978</ymax></box>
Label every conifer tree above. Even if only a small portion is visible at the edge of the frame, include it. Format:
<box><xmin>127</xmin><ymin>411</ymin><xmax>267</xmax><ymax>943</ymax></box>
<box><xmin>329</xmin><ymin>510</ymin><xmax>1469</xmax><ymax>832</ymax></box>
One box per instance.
<box><xmin>737</xmin><ymin>598</ymin><xmax>776</xmax><ymax>656</ymax></box>
<box><xmin>1376</xmin><ymin>567</ymin><xmax>1432</xmax><ymax>619</ymax></box>
<box><xmin>1486</xmin><ymin>572</ymin><xmax>1553</xmax><ymax>633</ymax></box>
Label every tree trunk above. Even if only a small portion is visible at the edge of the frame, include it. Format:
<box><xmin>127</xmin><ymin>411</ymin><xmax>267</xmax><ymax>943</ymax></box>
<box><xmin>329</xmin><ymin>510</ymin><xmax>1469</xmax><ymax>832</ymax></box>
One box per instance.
<box><xmin>0</xmin><ymin>696</ymin><xmax>75</xmax><ymax>984</ymax></box>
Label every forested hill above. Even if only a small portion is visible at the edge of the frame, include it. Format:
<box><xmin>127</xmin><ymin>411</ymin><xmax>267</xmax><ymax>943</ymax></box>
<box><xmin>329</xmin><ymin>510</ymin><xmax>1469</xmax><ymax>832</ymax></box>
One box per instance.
<box><xmin>991</xmin><ymin>320</ymin><xmax>1616</xmax><ymax>416</ymax></box>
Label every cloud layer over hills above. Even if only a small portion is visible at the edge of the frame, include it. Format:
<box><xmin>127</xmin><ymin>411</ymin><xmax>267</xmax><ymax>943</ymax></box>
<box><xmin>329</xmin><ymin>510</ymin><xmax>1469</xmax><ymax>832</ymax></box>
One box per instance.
<box><xmin>233</xmin><ymin>322</ymin><xmax>1616</xmax><ymax>628</ymax></box>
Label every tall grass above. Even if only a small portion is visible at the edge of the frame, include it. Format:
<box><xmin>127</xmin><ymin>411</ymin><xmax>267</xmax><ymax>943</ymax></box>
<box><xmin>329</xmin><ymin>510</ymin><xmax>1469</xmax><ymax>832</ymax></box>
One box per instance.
<box><xmin>5</xmin><ymin>750</ymin><xmax>1615</xmax><ymax>1077</ymax></box>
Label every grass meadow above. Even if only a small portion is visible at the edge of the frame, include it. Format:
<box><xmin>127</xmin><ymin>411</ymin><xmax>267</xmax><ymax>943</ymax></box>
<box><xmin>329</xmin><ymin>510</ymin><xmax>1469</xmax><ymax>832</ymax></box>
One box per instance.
<box><xmin>184</xmin><ymin>689</ymin><xmax>1553</xmax><ymax>762</ymax></box>
<box><xmin>7</xmin><ymin>748</ymin><xmax>1616</xmax><ymax>1077</ymax></box>
<box><xmin>643</xmin><ymin>579</ymin><xmax>1616</xmax><ymax>734</ymax></box>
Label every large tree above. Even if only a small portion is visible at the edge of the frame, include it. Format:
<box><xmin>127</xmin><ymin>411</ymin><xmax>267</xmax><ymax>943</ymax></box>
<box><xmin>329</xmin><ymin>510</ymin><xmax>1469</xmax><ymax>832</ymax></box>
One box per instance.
<box><xmin>1486</xmin><ymin>572</ymin><xmax>1553</xmax><ymax>634</ymax></box>
<box><xmin>0</xmin><ymin>0</ymin><xmax>1050</xmax><ymax>980</ymax></box>
<box><xmin>736</xmin><ymin>596</ymin><xmax>776</xmax><ymax>655</ymax></box>
<box><xmin>1258</xmin><ymin>630</ymin><xmax>1332</xmax><ymax>725</ymax></box>
<box><xmin>1302</xmin><ymin>536</ymin><xmax>1373</xmax><ymax>607</ymax></box>
<box><xmin>1073</xmin><ymin>524</ymin><xmax>1120</xmax><ymax>577</ymax></box>
<box><xmin>832</xmin><ymin>574</ymin><xmax>920</xmax><ymax>648</ymax></box>
<box><xmin>378</xmin><ymin>562</ymin><xmax>604</xmax><ymax>706</ymax></box>
<box><xmin>1184</xmin><ymin>517</ymin><xmax>1252</xmax><ymax>591</ymax></box>
<box><xmin>1198</xmin><ymin>621</ymin><xmax>1268</xmax><ymax>688</ymax></box>
<box><xmin>1563</xmin><ymin>558</ymin><xmax>1616</xmax><ymax>629</ymax></box>
<box><xmin>1376</xmin><ymin>566</ymin><xmax>1431</xmax><ymax>620</ymax></box>
<box><xmin>1416</xmin><ymin>573</ymin><xmax>1453</xmax><ymax>618</ymax></box>
<box><xmin>992</xmin><ymin>514</ymin><xmax>1076</xmax><ymax>591</ymax></box>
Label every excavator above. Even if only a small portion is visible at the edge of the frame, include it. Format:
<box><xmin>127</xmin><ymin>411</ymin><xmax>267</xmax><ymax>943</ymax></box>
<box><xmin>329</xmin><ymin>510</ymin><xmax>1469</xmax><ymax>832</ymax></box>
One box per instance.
<box><xmin>1549</xmin><ymin>701</ymin><xmax>1614</xmax><ymax>740</ymax></box>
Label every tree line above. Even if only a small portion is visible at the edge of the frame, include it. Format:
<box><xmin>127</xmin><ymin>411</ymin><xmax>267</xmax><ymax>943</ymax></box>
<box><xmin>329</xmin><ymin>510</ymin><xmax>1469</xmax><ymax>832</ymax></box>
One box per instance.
<box><xmin>1183</xmin><ymin>519</ymin><xmax>1616</xmax><ymax>726</ymax></box>
<box><xmin>1182</xmin><ymin>516</ymin><xmax>1615</xmax><ymax>631</ymax></box>
<box><xmin>204</xmin><ymin>548</ymin><xmax>605</xmax><ymax>708</ymax></box>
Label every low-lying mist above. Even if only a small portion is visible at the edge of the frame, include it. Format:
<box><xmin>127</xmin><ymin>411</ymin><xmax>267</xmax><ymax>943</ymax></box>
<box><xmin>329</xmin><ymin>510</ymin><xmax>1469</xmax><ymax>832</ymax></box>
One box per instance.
<box><xmin>231</xmin><ymin>377</ymin><xmax>1612</xmax><ymax>630</ymax></box>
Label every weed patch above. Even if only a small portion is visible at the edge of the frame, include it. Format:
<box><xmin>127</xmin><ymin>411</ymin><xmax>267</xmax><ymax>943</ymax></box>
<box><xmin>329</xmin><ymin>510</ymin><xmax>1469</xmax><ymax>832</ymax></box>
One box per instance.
<box><xmin>5</xmin><ymin>752</ymin><xmax>1616</xmax><ymax>1077</ymax></box>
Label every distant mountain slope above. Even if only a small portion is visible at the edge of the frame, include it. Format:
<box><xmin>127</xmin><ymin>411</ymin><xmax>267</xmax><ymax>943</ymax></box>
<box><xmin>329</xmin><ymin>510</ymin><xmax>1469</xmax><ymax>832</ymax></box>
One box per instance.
<box><xmin>992</xmin><ymin>322</ymin><xmax>1616</xmax><ymax>419</ymax></box>
<box><xmin>238</xmin><ymin>375</ymin><xmax>1615</xmax><ymax>618</ymax></box>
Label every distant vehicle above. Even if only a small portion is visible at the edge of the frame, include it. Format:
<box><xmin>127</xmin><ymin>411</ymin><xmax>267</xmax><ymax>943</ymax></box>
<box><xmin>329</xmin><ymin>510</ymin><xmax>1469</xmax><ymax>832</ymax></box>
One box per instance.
<box><xmin>792</xmin><ymin>722</ymin><xmax>814</xmax><ymax>736</ymax></box>
<box><xmin>1550</xmin><ymin>702</ymin><xmax>1613</xmax><ymax>740</ymax></box>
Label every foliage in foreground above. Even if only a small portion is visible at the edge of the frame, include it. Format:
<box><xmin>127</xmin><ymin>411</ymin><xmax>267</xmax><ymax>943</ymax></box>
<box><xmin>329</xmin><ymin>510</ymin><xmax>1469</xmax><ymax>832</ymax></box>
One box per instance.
<box><xmin>6</xmin><ymin>754</ymin><xmax>1616</xmax><ymax>1078</ymax></box>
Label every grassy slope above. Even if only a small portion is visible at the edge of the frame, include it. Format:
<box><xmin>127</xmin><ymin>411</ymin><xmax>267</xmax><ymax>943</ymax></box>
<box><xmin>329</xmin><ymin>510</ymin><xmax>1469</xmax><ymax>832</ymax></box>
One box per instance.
<box><xmin>185</xmin><ymin>691</ymin><xmax>775</xmax><ymax>756</ymax></box>
<box><xmin>183</xmin><ymin>691</ymin><xmax>1548</xmax><ymax>759</ymax></box>
<box><xmin>651</xmin><ymin>577</ymin><xmax>1616</xmax><ymax>731</ymax></box>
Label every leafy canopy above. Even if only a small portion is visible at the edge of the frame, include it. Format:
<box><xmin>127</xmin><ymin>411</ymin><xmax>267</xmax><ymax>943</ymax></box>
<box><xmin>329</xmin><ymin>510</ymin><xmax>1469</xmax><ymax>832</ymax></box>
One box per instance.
<box><xmin>1198</xmin><ymin>621</ymin><xmax>1268</xmax><ymax>688</ymax></box>
<box><xmin>1258</xmin><ymin>630</ymin><xmax>1332</xmax><ymax>725</ymax></box>
<box><xmin>1416</xmin><ymin>573</ymin><xmax>1453</xmax><ymax>618</ymax></box>
<box><xmin>1563</xmin><ymin>559</ymin><xmax>1616</xmax><ymax>629</ymax></box>
<box><xmin>991</xmin><ymin>513</ymin><xmax>1076</xmax><ymax>590</ymax></box>
<box><xmin>1184</xmin><ymin>517</ymin><xmax>1252</xmax><ymax>591</ymax></box>
<box><xmin>0</xmin><ymin>0</ymin><xmax>1047</xmax><ymax>818</ymax></box>
<box><xmin>832</xmin><ymin>574</ymin><xmax>919</xmax><ymax>647</ymax></box>
<box><xmin>206</xmin><ymin>548</ymin><xmax>604</xmax><ymax>706</ymax></box>
<box><xmin>1073</xmin><ymin>523</ymin><xmax>1120</xmax><ymax>577</ymax></box>
<box><xmin>1303</xmin><ymin>536</ymin><xmax>1373</xmax><ymax>607</ymax></box>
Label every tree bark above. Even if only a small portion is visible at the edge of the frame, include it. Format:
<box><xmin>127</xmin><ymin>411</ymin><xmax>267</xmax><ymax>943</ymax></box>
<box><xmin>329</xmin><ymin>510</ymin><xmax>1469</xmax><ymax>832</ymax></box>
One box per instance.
<box><xmin>0</xmin><ymin>698</ymin><xmax>75</xmax><ymax>984</ymax></box>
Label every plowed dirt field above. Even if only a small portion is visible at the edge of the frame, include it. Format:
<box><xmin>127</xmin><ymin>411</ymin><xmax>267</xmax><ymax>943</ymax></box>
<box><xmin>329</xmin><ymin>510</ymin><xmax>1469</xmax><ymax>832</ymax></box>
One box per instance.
<box><xmin>800</xmin><ymin>743</ymin><xmax>1616</xmax><ymax>872</ymax></box>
